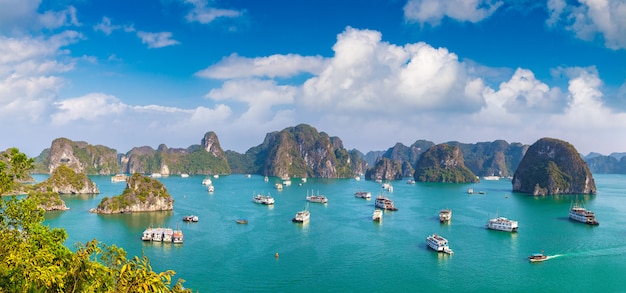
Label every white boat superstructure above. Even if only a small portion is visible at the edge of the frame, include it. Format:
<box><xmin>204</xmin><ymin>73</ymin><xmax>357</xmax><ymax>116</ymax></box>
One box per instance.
<box><xmin>306</xmin><ymin>190</ymin><xmax>328</xmax><ymax>203</ymax></box>
<box><xmin>569</xmin><ymin>203</ymin><xmax>599</xmax><ymax>225</ymax></box>
<box><xmin>439</xmin><ymin>209</ymin><xmax>452</xmax><ymax>222</ymax></box>
<box><xmin>142</xmin><ymin>227</ymin><xmax>183</xmax><ymax>243</ymax></box>
<box><xmin>354</xmin><ymin>191</ymin><xmax>371</xmax><ymax>199</ymax></box>
<box><xmin>426</xmin><ymin>233</ymin><xmax>453</xmax><ymax>254</ymax></box>
<box><xmin>482</xmin><ymin>175</ymin><xmax>500</xmax><ymax>180</ymax></box>
<box><xmin>181</xmin><ymin>173</ymin><xmax>189</xmax><ymax>178</ymax></box>
<box><xmin>111</xmin><ymin>174</ymin><xmax>127</xmax><ymax>182</ymax></box>
<box><xmin>292</xmin><ymin>210</ymin><xmax>310</xmax><ymax>223</ymax></box>
<box><xmin>252</xmin><ymin>193</ymin><xmax>275</xmax><ymax>205</ymax></box>
<box><xmin>202</xmin><ymin>178</ymin><xmax>212</xmax><ymax>185</ymax></box>
<box><xmin>375</xmin><ymin>195</ymin><xmax>398</xmax><ymax>211</ymax></box>
<box><xmin>486</xmin><ymin>216</ymin><xmax>519</xmax><ymax>232</ymax></box>
<box><xmin>208</xmin><ymin>185</ymin><xmax>215</xmax><ymax>193</ymax></box>
<box><xmin>372</xmin><ymin>209</ymin><xmax>383</xmax><ymax>222</ymax></box>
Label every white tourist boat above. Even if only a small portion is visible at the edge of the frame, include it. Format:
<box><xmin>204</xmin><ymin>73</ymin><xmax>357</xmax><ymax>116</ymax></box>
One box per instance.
<box><xmin>252</xmin><ymin>193</ymin><xmax>275</xmax><ymax>205</ymax></box>
<box><xmin>372</xmin><ymin>209</ymin><xmax>383</xmax><ymax>222</ymax></box>
<box><xmin>375</xmin><ymin>195</ymin><xmax>398</xmax><ymax>211</ymax></box>
<box><xmin>208</xmin><ymin>184</ymin><xmax>215</xmax><ymax>193</ymax></box>
<box><xmin>292</xmin><ymin>209</ymin><xmax>310</xmax><ymax>223</ymax></box>
<box><xmin>111</xmin><ymin>174</ymin><xmax>127</xmax><ymax>182</ymax></box>
<box><xmin>151</xmin><ymin>228</ymin><xmax>164</xmax><ymax>241</ymax></box>
<box><xmin>306</xmin><ymin>190</ymin><xmax>328</xmax><ymax>203</ymax></box>
<box><xmin>381</xmin><ymin>183</ymin><xmax>393</xmax><ymax>192</ymax></box>
<box><xmin>172</xmin><ymin>229</ymin><xmax>184</xmax><ymax>244</ymax></box>
<box><xmin>202</xmin><ymin>177</ymin><xmax>212</xmax><ymax>185</ymax></box>
<box><xmin>275</xmin><ymin>183</ymin><xmax>283</xmax><ymax>190</ymax></box>
<box><xmin>354</xmin><ymin>191</ymin><xmax>371</xmax><ymax>199</ymax></box>
<box><xmin>183</xmin><ymin>215</ymin><xmax>199</xmax><ymax>222</ymax></box>
<box><xmin>426</xmin><ymin>233</ymin><xmax>453</xmax><ymax>254</ymax></box>
<box><xmin>150</xmin><ymin>173</ymin><xmax>162</xmax><ymax>178</ymax></box>
<box><xmin>181</xmin><ymin>173</ymin><xmax>189</xmax><ymax>178</ymax></box>
<box><xmin>482</xmin><ymin>175</ymin><xmax>500</xmax><ymax>180</ymax></box>
<box><xmin>569</xmin><ymin>202</ymin><xmax>599</xmax><ymax>225</ymax></box>
<box><xmin>142</xmin><ymin>228</ymin><xmax>153</xmax><ymax>241</ymax></box>
<box><xmin>162</xmin><ymin>228</ymin><xmax>173</xmax><ymax>242</ymax></box>
<box><xmin>486</xmin><ymin>215</ymin><xmax>519</xmax><ymax>232</ymax></box>
<box><xmin>439</xmin><ymin>209</ymin><xmax>452</xmax><ymax>222</ymax></box>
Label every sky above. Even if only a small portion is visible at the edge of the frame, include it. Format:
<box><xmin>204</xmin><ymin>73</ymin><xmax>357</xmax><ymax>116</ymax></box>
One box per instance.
<box><xmin>1</xmin><ymin>0</ymin><xmax>626</xmax><ymax>158</ymax></box>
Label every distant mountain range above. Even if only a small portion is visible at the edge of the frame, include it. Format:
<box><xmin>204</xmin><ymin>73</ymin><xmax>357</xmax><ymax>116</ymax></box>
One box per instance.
<box><xmin>30</xmin><ymin>124</ymin><xmax>626</xmax><ymax>177</ymax></box>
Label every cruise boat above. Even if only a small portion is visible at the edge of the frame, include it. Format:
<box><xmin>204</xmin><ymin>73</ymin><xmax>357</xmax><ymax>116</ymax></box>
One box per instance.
<box><xmin>172</xmin><ymin>229</ymin><xmax>183</xmax><ymax>244</ymax></box>
<box><xmin>381</xmin><ymin>183</ymin><xmax>393</xmax><ymax>192</ymax></box>
<box><xmin>486</xmin><ymin>216</ymin><xmax>519</xmax><ymax>232</ymax></box>
<box><xmin>150</xmin><ymin>173</ymin><xmax>162</xmax><ymax>178</ymax></box>
<box><xmin>142</xmin><ymin>228</ymin><xmax>154</xmax><ymax>241</ymax></box>
<box><xmin>354</xmin><ymin>191</ymin><xmax>371</xmax><ymax>199</ymax></box>
<box><xmin>528</xmin><ymin>253</ymin><xmax>548</xmax><ymax>262</ymax></box>
<box><xmin>439</xmin><ymin>209</ymin><xmax>452</xmax><ymax>222</ymax></box>
<box><xmin>569</xmin><ymin>202</ymin><xmax>599</xmax><ymax>225</ymax></box>
<box><xmin>183</xmin><ymin>215</ymin><xmax>199</xmax><ymax>222</ymax></box>
<box><xmin>111</xmin><ymin>174</ymin><xmax>127</xmax><ymax>182</ymax></box>
<box><xmin>292</xmin><ymin>209</ymin><xmax>310</xmax><ymax>223</ymax></box>
<box><xmin>375</xmin><ymin>195</ymin><xmax>398</xmax><ymax>211</ymax></box>
<box><xmin>482</xmin><ymin>175</ymin><xmax>500</xmax><ymax>180</ymax></box>
<box><xmin>202</xmin><ymin>178</ymin><xmax>212</xmax><ymax>185</ymax></box>
<box><xmin>264</xmin><ymin>176</ymin><xmax>269</xmax><ymax>182</ymax></box>
<box><xmin>162</xmin><ymin>228</ymin><xmax>173</xmax><ymax>242</ymax></box>
<box><xmin>208</xmin><ymin>184</ymin><xmax>215</xmax><ymax>193</ymax></box>
<box><xmin>372</xmin><ymin>209</ymin><xmax>383</xmax><ymax>222</ymax></box>
<box><xmin>426</xmin><ymin>233</ymin><xmax>453</xmax><ymax>254</ymax></box>
<box><xmin>306</xmin><ymin>190</ymin><xmax>328</xmax><ymax>203</ymax></box>
<box><xmin>151</xmin><ymin>228</ymin><xmax>164</xmax><ymax>242</ymax></box>
<box><xmin>252</xmin><ymin>193</ymin><xmax>275</xmax><ymax>205</ymax></box>
<box><xmin>275</xmin><ymin>183</ymin><xmax>283</xmax><ymax>190</ymax></box>
<box><xmin>181</xmin><ymin>173</ymin><xmax>189</xmax><ymax>178</ymax></box>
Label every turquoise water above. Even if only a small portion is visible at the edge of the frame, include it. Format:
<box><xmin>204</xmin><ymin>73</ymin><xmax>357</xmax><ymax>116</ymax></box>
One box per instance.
<box><xmin>40</xmin><ymin>174</ymin><xmax>626</xmax><ymax>292</ymax></box>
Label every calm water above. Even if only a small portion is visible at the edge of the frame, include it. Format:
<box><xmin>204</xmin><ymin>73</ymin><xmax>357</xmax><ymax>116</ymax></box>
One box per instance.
<box><xmin>39</xmin><ymin>174</ymin><xmax>626</xmax><ymax>292</ymax></box>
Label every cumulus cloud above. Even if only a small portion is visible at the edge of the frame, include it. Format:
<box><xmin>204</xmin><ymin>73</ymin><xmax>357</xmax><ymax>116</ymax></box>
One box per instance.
<box><xmin>547</xmin><ymin>0</ymin><xmax>626</xmax><ymax>50</ymax></box>
<box><xmin>196</xmin><ymin>53</ymin><xmax>327</xmax><ymax>79</ymax></box>
<box><xmin>136</xmin><ymin>31</ymin><xmax>180</xmax><ymax>48</ymax></box>
<box><xmin>183</xmin><ymin>0</ymin><xmax>242</xmax><ymax>24</ymax></box>
<box><xmin>52</xmin><ymin>93</ymin><xmax>127</xmax><ymax>125</ymax></box>
<box><xmin>404</xmin><ymin>0</ymin><xmax>503</xmax><ymax>26</ymax></box>
<box><xmin>94</xmin><ymin>17</ymin><xmax>121</xmax><ymax>35</ymax></box>
<box><xmin>0</xmin><ymin>0</ymin><xmax>80</xmax><ymax>33</ymax></box>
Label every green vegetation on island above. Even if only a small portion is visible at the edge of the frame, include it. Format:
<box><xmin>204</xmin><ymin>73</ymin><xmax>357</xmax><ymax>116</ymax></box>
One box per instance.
<box><xmin>413</xmin><ymin>144</ymin><xmax>479</xmax><ymax>183</ymax></box>
<box><xmin>93</xmin><ymin>173</ymin><xmax>174</xmax><ymax>214</ymax></box>
<box><xmin>0</xmin><ymin>148</ymin><xmax>190</xmax><ymax>292</ymax></box>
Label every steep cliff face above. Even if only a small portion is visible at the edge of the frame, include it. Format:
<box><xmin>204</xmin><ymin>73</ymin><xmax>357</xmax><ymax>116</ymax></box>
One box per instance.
<box><xmin>512</xmin><ymin>138</ymin><xmax>596</xmax><ymax>196</ymax></box>
<box><xmin>45</xmin><ymin>138</ymin><xmax>119</xmax><ymax>175</ymax></box>
<box><xmin>365</xmin><ymin>158</ymin><xmax>403</xmax><ymax>180</ymax></box>
<box><xmin>90</xmin><ymin>173</ymin><xmax>174</xmax><ymax>214</ymax></box>
<box><xmin>447</xmin><ymin>140</ymin><xmax>527</xmax><ymax>177</ymax></box>
<box><xmin>257</xmin><ymin>124</ymin><xmax>360</xmax><ymax>178</ymax></box>
<box><xmin>413</xmin><ymin>144</ymin><xmax>478</xmax><ymax>183</ymax></box>
<box><xmin>28</xmin><ymin>191</ymin><xmax>69</xmax><ymax>211</ymax></box>
<box><xmin>34</xmin><ymin>164</ymin><xmax>99</xmax><ymax>194</ymax></box>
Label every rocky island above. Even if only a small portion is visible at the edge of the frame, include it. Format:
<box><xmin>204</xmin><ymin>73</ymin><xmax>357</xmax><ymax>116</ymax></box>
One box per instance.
<box><xmin>33</xmin><ymin>164</ymin><xmax>100</xmax><ymax>194</ymax></box>
<box><xmin>413</xmin><ymin>144</ymin><xmax>479</xmax><ymax>183</ymax></box>
<box><xmin>512</xmin><ymin>137</ymin><xmax>596</xmax><ymax>196</ymax></box>
<box><xmin>90</xmin><ymin>173</ymin><xmax>174</xmax><ymax>214</ymax></box>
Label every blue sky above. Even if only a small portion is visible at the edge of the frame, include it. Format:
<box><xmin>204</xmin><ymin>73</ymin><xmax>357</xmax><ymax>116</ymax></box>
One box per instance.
<box><xmin>1</xmin><ymin>0</ymin><xmax>625</xmax><ymax>157</ymax></box>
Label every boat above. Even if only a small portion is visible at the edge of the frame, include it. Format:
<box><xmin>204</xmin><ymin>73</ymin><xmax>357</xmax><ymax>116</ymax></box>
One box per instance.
<box><xmin>439</xmin><ymin>209</ymin><xmax>452</xmax><ymax>222</ymax></box>
<box><xmin>150</xmin><ymin>173</ymin><xmax>162</xmax><ymax>178</ymax></box>
<box><xmin>406</xmin><ymin>179</ymin><xmax>415</xmax><ymax>184</ymax></box>
<box><xmin>528</xmin><ymin>253</ymin><xmax>548</xmax><ymax>262</ymax></box>
<box><xmin>245</xmin><ymin>174</ymin><xmax>251</xmax><ymax>178</ymax></box>
<box><xmin>252</xmin><ymin>193</ymin><xmax>275</xmax><ymax>205</ymax></box>
<box><xmin>236</xmin><ymin>219</ymin><xmax>248</xmax><ymax>224</ymax></box>
<box><xmin>375</xmin><ymin>195</ymin><xmax>398</xmax><ymax>211</ymax></box>
<box><xmin>306</xmin><ymin>190</ymin><xmax>328</xmax><ymax>203</ymax></box>
<box><xmin>569</xmin><ymin>202</ymin><xmax>599</xmax><ymax>225</ymax></box>
<box><xmin>181</xmin><ymin>173</ymin><xmax>189</xmax><ymax>178</ymax></box>
<box><xmin>486</xmin><ymin>216</ymin><xmax>519</xmax><ymax>232</ymax></box>
<box><xmin>202</xmin><ymin>178</ymin><xmax>212</xmax><ymax>185</ymax></box>
<box><xmin>183</xmin><ymin>215</ymin><xmax>199</xmax><ymax>222</ymax></box>
<box><xmin>426</xmin><ymin>233</ymin><xmax>453</xmax><ymax>254</ymax></box>
<box><xmin>275</xmin><ymin>183</ymin><xmax>283</xmax><ymax>190</ymax></box>
<box><xmin>372</xmin><ymin>209</ymin><xmax>383</xmax><ymax>222</ymax></box>
<box><xmin>482</xmin><ymin>175</ymin><xmax>500</xmax><ymax>180</ymax></box>
<box><xmin>172</xmin><ymin>229</ymin><xmax>183</xmax><ymax>244</ymax></box>
<box><xmin>467</xmin><ymin>188</ymin><xmax>474</xmax><ymax>194</ymax></box>
<box><xmin>111</xmin><ymin>174</ymin><xmax>127</xmax><ymax>182</ymax></box>
<box><xmin>142</xmin><ymin>228</ymin><xmax>154</xmax><ymax>241</ymax></box>
<box><xmin>301</xmin><ymin>178</ymin><xmax>307</xmax><ymax>183</ymax></box>
<box><xmin>292</xmin><ymin>209</ymin><xmax>310</xmax><ymax>223</ymax></box>
<box><xmin>208</xmin><ymin>185</ymin><xmax>215</xmax><ymax>192</ymax></box>
<box><xmin>381</xmin><ymin>183</ymin><xmax>393</xmax><ymax>192</ymax></box>
<box><xmin>213</xmin><ymin>174</ymin><xmax>219</xmax><ymax>179</ymax></box>
<box><xmin>162</xmin><ymin>228</ymin><xmax>173</xmax><ymax>242</ymax></box>
<box><xmin>151</xmin><ymin>228</ymin><xmax>164</xmax><ymax>241</ymax></box>
<box><xmin>283</xmin><ymin>180</ymin><xmax>292</xmax><ymax>186</ymax></box>
<box><xmin>354</xmin><ymin>191</ymin><xmax>371</xmax><ymax>199</ymax></box>
<box><xmin>355</xmin><ymin>176</ymin><xmax>360</xmax><ymax>181</ymax></box>
<box><xmin>264</xmin><ymin>176</ymin><xmax>269</xmax><ymax>182</ymax></box>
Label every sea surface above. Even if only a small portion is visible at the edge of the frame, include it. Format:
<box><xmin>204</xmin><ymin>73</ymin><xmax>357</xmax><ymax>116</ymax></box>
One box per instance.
<box><xmin>39</xmin><ymin>174</ymin><xmax>626</xmax><ymax>292</ymax></box>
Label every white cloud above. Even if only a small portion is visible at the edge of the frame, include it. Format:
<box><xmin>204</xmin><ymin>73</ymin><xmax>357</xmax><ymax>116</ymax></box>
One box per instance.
<box><xmin>94</xmin><ymin>17</ymin><xmax>121</xmax><ymax>35</ymax></box>
<box><xmin>51</xmin><ymin>93</ymin><xmax>127</xmax><ymax>125</ymax></box>
<box><xmin>184</xmin><ymin>0</ymin><xmax>242</xmax><ymax>24</ymax></box>
<box><xmin>39</xmin><ymin>6</ymin><xmax>81</xmax><ymax>29</ymax></box>
<box><xmin>404</xmin><ymin>0</ymin><xmax>503</xmax><ymax>26</ymax></box>
<box><xmin>136</xmin><ymin>31</ymin><xmax>180</xmax><ymax>48</ymax></box>
<box><xmin>195</xmin><ymin>53</ymin><xmax>327</xmax><ymax>79</ymax></box>
<box><xmin>0</xmin><ymin>0</ymin><xmax>80</xmax><ymax>33</ymax></box>
<box><xmin>547</xmin><ymin>0</ymin><xmax>626</xmax><ymax>50</ymax></box>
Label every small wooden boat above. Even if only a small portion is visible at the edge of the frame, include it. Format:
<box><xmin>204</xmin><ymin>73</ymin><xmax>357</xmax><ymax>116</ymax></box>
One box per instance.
<box><xmin>183</xmin><ymin>215</ymin><xmax>199</xmax><ymax>222</ymax></box>
<box><xmin>528</xmin><ymin>253</ymin><xmax>548</xmax><ymax>262</ymax></box>
<box><xmin>236</xmin><ymin>219</ymin><xmax>248</xmax><ymax>224</ymax></box>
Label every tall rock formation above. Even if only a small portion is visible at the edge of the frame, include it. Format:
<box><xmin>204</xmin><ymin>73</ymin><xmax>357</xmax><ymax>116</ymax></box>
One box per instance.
<box><xmin>90</xmin><ymin>173</ymin><xmax>174</xmax><ymax>214</ymax></box>
<box><xmin>413</xmin><ymin>144</ymin><xmax>478</xmax><ymax>183</ymax></box>
<box><xmin>365</xmin><ymin>158</ymin><xmax>403</xmax><ymax>181</ymax></box>
<box><xmin>512</xmin><ymin>138</ymin><xmax>596</xmax><ymax>196</ymax></box>
<box><xmin>44</xmin><ymin>138</ymin><xmax>119</xmax><ymax>175</ymax></box>
<box><xmin>34</xmin><ymin>164</ymin><xmax>99</xmax><ymax>194</ymax></box>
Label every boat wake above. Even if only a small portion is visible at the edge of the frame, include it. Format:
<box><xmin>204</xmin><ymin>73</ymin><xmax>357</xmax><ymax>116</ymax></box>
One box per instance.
<box><xmin>549</xmin><ymin>246</ymin><xmax>626</xmax><ymax>259</ymax></box>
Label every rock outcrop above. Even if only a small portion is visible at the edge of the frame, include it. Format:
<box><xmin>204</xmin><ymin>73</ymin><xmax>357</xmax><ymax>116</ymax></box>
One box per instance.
<box><xmin>512</xmin><ymin>138</ymin><xmax>596</xmax><ymax>196</ymax></box>
<box><xmin>413</xmin><ymin>144</ymin><xmax>478</xmax><ymax>183</ymax></box>
<box><xmin>34</xmin><ymin>164</ymin><xmax>99</xmax><ymax>194</ymax></box>
<box><xmin>28</xmin><ymin>191</ymin><xmax>69</xmax><ymax>211</ymax></box>
<box><xmin>365</xmin><ymin>158</ymin><xmax>403</xmax><ymax>181</ymax></box>
<box><xmin>90</xmin><ymin>173</ymin><xmax>173</xmax><ymax>214</ymax></box>
<box><xmin>43</xmin><ymin>138</ymin><xmax>120</xmax><ymax>175</ymax></box>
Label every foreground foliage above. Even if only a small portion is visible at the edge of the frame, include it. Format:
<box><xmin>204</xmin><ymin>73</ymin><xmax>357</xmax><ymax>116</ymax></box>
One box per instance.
<box><xmin>0</xmin><ymin>148</ymin><xmax>191</xmax><ymax>292</ymax></box>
